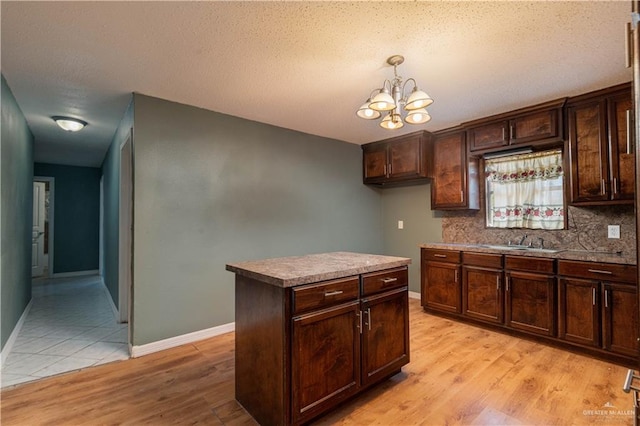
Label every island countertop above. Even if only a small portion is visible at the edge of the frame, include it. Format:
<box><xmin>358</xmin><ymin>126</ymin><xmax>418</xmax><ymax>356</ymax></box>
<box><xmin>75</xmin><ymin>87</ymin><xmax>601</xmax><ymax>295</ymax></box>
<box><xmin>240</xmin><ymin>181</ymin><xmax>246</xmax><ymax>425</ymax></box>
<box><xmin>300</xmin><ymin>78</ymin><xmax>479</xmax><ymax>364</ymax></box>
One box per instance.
<box><xmin>226</xmin><ymin>251</ymin><xmax>411</xmax><ymax>288</ymax></box>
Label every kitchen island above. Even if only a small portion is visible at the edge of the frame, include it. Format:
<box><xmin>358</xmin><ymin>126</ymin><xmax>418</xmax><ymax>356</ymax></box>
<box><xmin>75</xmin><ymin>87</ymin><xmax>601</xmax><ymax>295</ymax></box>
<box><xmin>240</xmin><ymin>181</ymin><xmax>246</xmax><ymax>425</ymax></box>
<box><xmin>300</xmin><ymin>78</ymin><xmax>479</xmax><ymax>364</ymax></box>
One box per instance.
<box><xmin>226</xmin><ymin>252</ymin><xmax>411</xmax><ymax>425</ymax></box>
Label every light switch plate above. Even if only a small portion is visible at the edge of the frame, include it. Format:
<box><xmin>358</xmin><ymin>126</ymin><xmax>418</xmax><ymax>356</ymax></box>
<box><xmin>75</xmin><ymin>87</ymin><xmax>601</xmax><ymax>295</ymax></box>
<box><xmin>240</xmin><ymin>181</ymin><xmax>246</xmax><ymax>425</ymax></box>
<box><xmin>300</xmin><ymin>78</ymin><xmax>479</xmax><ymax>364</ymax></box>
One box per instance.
<box><xmin>608</xmin><ymin>225</ymin><xmax>620</xmax><ymax>239</ymax></box>
<box><xmin>398</xmin><ymin>220</ymin><xmax>404</xmax><ymax>230</ymax></box>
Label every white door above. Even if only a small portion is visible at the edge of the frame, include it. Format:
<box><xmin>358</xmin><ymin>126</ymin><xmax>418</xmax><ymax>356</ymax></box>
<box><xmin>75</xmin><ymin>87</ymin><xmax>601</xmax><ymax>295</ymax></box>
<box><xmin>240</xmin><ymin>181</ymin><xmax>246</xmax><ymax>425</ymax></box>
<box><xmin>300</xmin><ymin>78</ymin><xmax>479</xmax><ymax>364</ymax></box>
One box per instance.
<box><xmin>32</xmin><ymin>181</ymin><xmax>46</xmax><ymax>277</ymax></box>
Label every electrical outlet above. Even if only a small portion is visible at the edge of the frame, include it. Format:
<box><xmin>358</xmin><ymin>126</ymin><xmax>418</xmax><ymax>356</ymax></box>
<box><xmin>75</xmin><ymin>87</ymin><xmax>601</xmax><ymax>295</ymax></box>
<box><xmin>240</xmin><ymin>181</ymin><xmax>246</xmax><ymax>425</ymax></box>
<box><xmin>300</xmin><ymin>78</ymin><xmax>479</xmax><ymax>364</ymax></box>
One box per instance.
<box><xmin>398</xmin><ymin>220</ymin><xmax>404</xmax><ymax>230</ymax></box>
<box><xmin>608</xmin><ymin>225</ymin><xmax>620</xmax><ymax>239</ymax></box>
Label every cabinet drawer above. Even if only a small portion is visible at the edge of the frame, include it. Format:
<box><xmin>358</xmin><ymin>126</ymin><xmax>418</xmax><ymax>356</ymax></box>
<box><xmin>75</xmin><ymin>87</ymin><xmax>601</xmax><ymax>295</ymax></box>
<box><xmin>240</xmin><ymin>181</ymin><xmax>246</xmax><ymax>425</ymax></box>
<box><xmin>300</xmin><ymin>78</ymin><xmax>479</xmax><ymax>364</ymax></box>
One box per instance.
<box><xmin>558</xmin><ymin>260</ymin><xmax>637</xmax><ymax>283</ymax></box>
<box><xmin>463</xmin><ymin>252</ymin><xmax>502</xmax><ymax>269</ymax></box>
<box><xmin>505</xmin><ymin>256</ymin><xmax>554</xmax><ymax>274</ymax></box>
<box><xmin>362</xmin><ymin>267</ymin><xmax>408</xmax><ymax>297</ymax></box>
<box><xmin>293</xmin><ymin>276</ymin><xmax>359</xmax><ymax>315</ymax></box>
<box><xmin>423</xmin><ymin>249</ymin><xmax>461</xmax><ymax>263</ymax></box>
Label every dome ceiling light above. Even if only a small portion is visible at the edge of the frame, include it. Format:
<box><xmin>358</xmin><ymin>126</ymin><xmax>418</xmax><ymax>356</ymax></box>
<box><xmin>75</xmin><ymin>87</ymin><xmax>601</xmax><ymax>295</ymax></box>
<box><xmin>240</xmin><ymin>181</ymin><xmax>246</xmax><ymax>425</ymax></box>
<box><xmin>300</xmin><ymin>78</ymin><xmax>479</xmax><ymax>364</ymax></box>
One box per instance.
<box><xmin>53</xmin><ymin>116</ymin><xmax>87</xmax><ymax>132</ymax></box>
<box><xmin>356</xmin><ymin>55</ymin><xmax>433</xmax><ymax>130</ymax></box>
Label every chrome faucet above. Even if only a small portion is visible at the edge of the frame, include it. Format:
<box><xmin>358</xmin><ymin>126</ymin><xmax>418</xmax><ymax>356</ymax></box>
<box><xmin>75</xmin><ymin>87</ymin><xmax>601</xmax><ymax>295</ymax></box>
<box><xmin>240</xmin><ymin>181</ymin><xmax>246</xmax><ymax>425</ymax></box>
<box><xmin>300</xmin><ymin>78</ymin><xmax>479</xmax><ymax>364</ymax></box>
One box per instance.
<box><xmin>538</xmin><ymin>237</ymin><xmax>544</xmax><ymax>248</ymax></box>
<box><xmin>518</xmin><ymin>234</ymin><xmax>528</xmax><ymax>246</ymax></box>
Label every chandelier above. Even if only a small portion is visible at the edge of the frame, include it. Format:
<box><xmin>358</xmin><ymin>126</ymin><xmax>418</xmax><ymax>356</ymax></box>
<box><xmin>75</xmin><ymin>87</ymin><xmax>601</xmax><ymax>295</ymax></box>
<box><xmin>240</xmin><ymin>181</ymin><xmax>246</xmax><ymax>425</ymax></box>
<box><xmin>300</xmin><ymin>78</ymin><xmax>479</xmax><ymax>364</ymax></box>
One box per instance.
<box><xmin>356</xmin><ymin>55</ymin><xmax>433</xmax><ymax>130</ymax></box>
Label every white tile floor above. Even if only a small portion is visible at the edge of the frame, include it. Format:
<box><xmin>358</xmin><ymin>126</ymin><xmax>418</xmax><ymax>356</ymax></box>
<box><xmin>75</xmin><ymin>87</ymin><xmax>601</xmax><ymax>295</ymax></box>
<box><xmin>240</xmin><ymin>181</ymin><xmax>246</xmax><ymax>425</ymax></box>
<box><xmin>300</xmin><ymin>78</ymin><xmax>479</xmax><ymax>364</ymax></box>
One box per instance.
<box><xmin>1</xmin><ymin>275</ymin><xmax>129</xmax><ymax>388</ymax></box>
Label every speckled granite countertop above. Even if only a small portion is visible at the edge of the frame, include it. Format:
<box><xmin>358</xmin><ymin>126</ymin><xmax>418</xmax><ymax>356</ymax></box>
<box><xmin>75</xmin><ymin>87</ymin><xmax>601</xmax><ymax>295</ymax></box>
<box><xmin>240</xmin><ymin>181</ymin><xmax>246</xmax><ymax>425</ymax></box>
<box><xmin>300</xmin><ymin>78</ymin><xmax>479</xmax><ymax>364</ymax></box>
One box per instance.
<box><xmin>226</xmin><ymin>251</ymin><xmax>412</xmax><ymax>288</ymax></box>
<box><xmin>420</xmin><ymin>243</ymin><xmax>636</xmax><ymax>266</ymax></box>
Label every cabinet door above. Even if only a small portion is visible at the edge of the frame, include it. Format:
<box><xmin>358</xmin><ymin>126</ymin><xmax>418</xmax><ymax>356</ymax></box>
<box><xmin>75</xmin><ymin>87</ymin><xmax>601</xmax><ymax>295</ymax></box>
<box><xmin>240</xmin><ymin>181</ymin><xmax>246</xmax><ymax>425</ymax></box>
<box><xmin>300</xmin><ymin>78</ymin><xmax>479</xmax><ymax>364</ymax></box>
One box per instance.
<box><xmin>505</xmin><ymin>271</ymin><xmax>555</xmax><ymax>336</ymax></box>
<box><xmin>567</xmin><ymin>99</ymin><xmax>609</xmax><ymax>203</ymax></box>
<box><xmin>362</xmin><ymin>144</ymin><xmax>388</xmax><ymax>183</ymax></box>
<box><xmin>361</xmin><ymin>287</ymin><xmax>409</xmax><ymax>387</ymax></box>
<box><xmin>432</xmin><ymin>130</ymin><xmax>478</xmax><ymax>210</ymax></box>
<box><xmin>468</xmin><ymin>121</ymin><xmax>509</xmax><ymax>152</ymax></box>
<box><xmin>510</xmin><ymin>108</ymin><xmax>561</xmax><ymax>146</ymax></box>
<box><xmin>608</xmin><ymin>91</ymin><xmax>635</xmax><ymax>201</ymax></box>
<box><xmin>388</xmin><ymin>134</ymin><xmax>423</xmax><ymax>179</ymax></box>
<box><xmin>291</xmin><ymin>301</ymin><xmax>361</xmax><ymax>424</ymax></box>
<box><xmin>423</xmin><ymin>261</ymin><xmax>461</xmax><ymax>313</ymax></box>
<box><xmin>463</xmin><ymin>267</ymin><xmax>503</xmax><ymax>324</ymax></box>
<box><xmin>602</xmin><ymin>283</ymin><xmax>639</xmax><ymax>357</ymax></box>
<box><xmin>558</xmin><ymin>277</ymin><xmax>600</xmax><ymax>347</ymax></box>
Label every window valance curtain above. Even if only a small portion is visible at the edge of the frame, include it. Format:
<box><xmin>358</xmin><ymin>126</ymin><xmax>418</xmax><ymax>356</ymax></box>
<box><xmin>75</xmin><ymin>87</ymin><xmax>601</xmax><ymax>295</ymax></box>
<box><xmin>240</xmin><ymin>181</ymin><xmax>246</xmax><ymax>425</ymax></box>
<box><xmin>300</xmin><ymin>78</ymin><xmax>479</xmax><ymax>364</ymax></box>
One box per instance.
<box><xmin>485</xmin><ymin>149</ymin><xmax>564</xmax><ymax>229</ymax></box>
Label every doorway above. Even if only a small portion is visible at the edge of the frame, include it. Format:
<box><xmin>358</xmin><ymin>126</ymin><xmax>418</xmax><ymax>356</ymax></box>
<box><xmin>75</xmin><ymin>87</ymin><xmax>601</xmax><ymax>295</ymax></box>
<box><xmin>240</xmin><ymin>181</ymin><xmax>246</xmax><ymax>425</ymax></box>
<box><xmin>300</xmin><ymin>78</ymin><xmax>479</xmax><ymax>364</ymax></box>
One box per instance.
<box><xmin>118</xmin><ymin>134</ymin><xmax>132</xmax><ymax>324</ymax></box>
<box><xmin>32</xmin><ymin>177</ymin><xmax>54</xmax><ymax>278</ymax></box>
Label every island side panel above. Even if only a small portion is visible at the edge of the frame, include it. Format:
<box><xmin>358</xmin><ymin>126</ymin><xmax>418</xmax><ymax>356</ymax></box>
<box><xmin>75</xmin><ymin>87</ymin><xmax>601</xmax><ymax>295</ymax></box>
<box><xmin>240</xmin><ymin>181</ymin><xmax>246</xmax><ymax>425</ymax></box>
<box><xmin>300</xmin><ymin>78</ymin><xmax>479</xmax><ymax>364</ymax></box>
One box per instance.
<box><xmin>235</xmin><ymin>275</ymin><xmax>291</xmax><ymax>425</ymax></box>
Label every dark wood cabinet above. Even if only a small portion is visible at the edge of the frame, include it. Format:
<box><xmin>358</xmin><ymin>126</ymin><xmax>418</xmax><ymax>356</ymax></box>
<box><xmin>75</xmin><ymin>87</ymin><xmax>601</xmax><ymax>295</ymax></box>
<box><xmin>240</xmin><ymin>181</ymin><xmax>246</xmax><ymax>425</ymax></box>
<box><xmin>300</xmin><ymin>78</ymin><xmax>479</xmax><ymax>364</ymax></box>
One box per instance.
<box><xmin>566</xmin><ymin>83</ymin><xmax>635</xmax><ymax>205</ymax></box>
<box><xmin>362</xmin><ymin>131</ymin><xmax>432</xmax><ymax>186</ymax></box>
<box><xmin>233</xmin><ymin>261</ymin><xmax>410</xmax><ymax>426</ymax></box>
<box><xmin>602</xmin><ymin>283</ymin><xmax>639</xmax><ymax>357</ymax></box>
<box><xmin>462</xmin><ymin>252</ymin><xmax>503</xmax><ymax>324</ymax></box>
<box><xmin>465</xmin><ymin>99</ymin><xmax>565</xmax><ymax>155</ymax></box>
<box><xmin>421</xmin><ymin>249</ymin><xmax>461</xmax><ymax>314</ymax></box>
<box><xmin>292</xmin><ymin>301</ymin><xmax>361</xmax><ymax>424</ymax></box>
<box><xmin>361</xmin><ymin>287</ymin><xmax>409</xmax><ymax>387</ymax></box>
<box><xmin>557</xmin><ymin>259</ymin><xmax>639</xmax><ymax>358</ymax></box>
<box><xmin>504</xmin><ymin>255</ymin><xmax>556</xmax><ymax>337</ymax></box>
<box><xmin>431</xmin><ymin>128</ymin><xmax>480</xmax><ymax>210</ymax></box>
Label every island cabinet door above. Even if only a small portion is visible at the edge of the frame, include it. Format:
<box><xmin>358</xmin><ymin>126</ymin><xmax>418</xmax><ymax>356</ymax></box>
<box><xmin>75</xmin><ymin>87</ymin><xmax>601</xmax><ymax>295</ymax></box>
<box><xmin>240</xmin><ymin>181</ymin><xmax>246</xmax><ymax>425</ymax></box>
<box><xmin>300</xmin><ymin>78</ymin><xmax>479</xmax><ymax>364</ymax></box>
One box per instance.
<box><xmin>361</xmin><ymin>287</ymin><xmax>410</xmax><ymax>387</ymax></box>
<box><xmin>505</xmin><ymin>271</ymin><xmax>555</xmax><ymax>337</ymax></box>
<box><xmin>602</xmin><ymin>282</ymin><xmax>639</xmax><ymax>357</ymax></box>
<box><xmin>291</xmin><ymin>301</ymin><xmax>361</xmax><ymax>425</ymax></box>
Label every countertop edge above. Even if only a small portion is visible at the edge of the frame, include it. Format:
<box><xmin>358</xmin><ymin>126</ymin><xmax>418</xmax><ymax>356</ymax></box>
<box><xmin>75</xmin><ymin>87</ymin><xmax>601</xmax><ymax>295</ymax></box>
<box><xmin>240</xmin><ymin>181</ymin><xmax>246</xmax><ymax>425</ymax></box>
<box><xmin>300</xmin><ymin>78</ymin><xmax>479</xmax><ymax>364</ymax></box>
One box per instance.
<box><xmin>226</xmin><ymin>252</ymin><xmax>412</xmax><ymax>288</ymax></box>
<box><xmin>419</xmin><ymin>243</ymin><xmax>637</xmax><ymax>266</ymax></box>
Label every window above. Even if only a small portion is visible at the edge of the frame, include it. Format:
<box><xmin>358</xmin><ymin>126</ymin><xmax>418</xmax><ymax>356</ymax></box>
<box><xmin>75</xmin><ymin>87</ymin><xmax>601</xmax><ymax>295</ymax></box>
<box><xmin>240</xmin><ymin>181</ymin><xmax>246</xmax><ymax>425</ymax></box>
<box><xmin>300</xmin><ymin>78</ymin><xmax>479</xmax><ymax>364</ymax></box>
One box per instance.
<box><xmin>485</xmin><ymin>149</ymin><xmax>565</xmax><ymax>229</ymax></box>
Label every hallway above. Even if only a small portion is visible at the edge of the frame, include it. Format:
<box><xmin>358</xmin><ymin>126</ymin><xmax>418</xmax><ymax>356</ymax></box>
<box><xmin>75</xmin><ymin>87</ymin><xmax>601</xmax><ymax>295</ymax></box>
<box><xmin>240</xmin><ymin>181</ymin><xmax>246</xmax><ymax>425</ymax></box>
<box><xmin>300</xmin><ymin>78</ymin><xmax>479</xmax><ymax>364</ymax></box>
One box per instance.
<box><xmin>1</xmin><ymin>275</ymin><xmax>129</xmax><ymax>388</ymax></box>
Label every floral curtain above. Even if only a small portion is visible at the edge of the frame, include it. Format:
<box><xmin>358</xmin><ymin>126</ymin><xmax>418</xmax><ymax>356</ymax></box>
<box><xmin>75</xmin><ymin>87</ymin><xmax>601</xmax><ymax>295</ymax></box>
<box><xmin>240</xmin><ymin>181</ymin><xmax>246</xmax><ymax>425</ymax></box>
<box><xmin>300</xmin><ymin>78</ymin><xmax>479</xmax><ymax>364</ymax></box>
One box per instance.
<box><xmin>485</xmin><ymin>149</ymin><xmax>564</xmax><ymax>229</ymax></box>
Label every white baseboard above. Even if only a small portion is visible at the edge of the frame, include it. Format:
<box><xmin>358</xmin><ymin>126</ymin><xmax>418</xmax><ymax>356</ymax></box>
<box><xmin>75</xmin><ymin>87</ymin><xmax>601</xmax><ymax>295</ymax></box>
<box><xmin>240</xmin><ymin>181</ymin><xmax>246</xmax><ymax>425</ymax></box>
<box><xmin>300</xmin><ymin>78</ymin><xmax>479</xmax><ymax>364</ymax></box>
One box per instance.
<box><xmin>130</xmin><ymin>322</ymin><xmax>235</xmax><ymax>358</ymax></box>
<box><xmin>408</xmin><ymin>291</ymin><xmax>420</xmax><ymax>300</ymax></box>
<box><xmin>52</xmin><ymin>269</ymin><xmax>99</xmax><ymax>278</ymax></box>
<box><xmin>1</xmin><ymin>299</ymin><xmax>33</xmax><ymax>367</ymax></box>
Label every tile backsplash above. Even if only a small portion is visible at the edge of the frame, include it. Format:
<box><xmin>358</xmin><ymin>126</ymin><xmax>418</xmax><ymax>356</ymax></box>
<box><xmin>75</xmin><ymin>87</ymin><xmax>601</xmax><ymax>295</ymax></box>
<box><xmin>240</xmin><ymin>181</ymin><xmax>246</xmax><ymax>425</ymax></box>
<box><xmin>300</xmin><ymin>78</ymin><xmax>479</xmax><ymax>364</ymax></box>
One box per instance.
<box><xmin>442</xmin><ymin>205</ymin><xmax>636</xmax><ymax>256</ymax></box>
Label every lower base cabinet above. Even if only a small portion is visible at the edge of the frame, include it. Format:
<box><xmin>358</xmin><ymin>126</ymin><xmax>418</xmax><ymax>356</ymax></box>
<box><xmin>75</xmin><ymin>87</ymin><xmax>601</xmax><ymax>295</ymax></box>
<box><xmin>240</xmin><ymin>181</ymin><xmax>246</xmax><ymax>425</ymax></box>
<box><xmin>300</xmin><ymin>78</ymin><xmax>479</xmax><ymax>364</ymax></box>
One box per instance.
<box><xmin>421</xmin><ymin>248</ymin><xmax>638</xmax><ymax>365</ymax></box>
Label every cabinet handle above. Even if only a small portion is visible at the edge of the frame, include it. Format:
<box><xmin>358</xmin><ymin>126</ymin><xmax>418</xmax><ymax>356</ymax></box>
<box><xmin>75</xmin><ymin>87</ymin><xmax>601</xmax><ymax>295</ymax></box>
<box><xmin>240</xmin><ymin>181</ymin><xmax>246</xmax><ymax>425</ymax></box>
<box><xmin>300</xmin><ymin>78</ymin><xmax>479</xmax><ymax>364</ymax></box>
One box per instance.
<box><xmin>388</xmin><ymin>163</ymin><xmax>392</xmax><ymax>175</ymax></box>
<box><xmin>454</xmin><ymin>270</ymin><xmax>458</xmax><ymax>283</ymax></box>
<box><xmin>587</xmin><ymin>269</ymin><xmax>613</xmax><ymax>275</ymax></box>
<box><xmin>627</xmin><ymin>109</ymin><xmax>633</xmax><ymax>154</ymax></box>
<box><xmin>601</xmin><ymin>179</ymin><xmax>606</xmax><ymax>195</ymax></box>
<box><xmin>592</xmin><ymin>288</ymin><xmax>596</xmax><ymax>306</ymax></box>
<box><xmin>324</xmin><ymin>290</ymin><xmax>343</xmax><ymax>297</ymax></box>
<box><xmin>613</xmin><ymin>177</ymin><xmax>618</xmax><ymax>195</ymax></box>
<box><xmin>502</xmin><ymin>127</ymin><xmax>505</xmax><ymax>141</ymax></box>
<box><xmin>510</xmin><ymin>124</ymin><xmax>514</xmax><ymax>140</ymax></box>
<box><xmin>433</xmin><ymin>254</ymin><xmax>447</xmax><ymax>258</ymax></box>
<box><xmin>380</xmin><ymin>277</ymin><xmax>398</xmax><ymax>284</ymax></box>
<box><xmin>460</xmin><ymin>190</ymin><xmax>464</xmax><ymax>202</ymax></box>
<box><xmin>383</xmin><ymin>164</ymin><xmax>387</xmax><ymax>176</ymax></box>
<box><xmin>496</xmin><ymin>276</ymin><xmax>500</xmax><ymax>291</ymax></box>
<box><xmin>357</xmin><ymin>311</ymin><xmax>362</xmax><ymax>334</ymax></box>
<box><xmin>506</xmin><ymin>276</ymin><xmax>510</xmax><ymax>292</ymax></box>
<box><xmin>626</xmin><ymin>21</ymin><xmax>633</xmax><ymax>69</ymax></box>
<box><xmin>605</xmin><ymin>289</ymin><xmax>609</xmax><ymax>308</ymax></box>
<box><xmin>365</xmin><ymin>308</ymin><xmax>372</xmax><ymax>331</ymax></box>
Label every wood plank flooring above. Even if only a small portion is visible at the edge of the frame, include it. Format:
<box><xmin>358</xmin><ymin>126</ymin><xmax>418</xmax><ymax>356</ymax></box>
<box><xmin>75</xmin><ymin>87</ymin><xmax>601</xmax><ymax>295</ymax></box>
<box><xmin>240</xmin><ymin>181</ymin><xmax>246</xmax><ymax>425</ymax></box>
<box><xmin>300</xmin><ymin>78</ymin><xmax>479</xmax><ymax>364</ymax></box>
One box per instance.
<box><xmin>1</xmin><ymin>299</ymin><xmax>636</xmax><ymax>425</ymax></box>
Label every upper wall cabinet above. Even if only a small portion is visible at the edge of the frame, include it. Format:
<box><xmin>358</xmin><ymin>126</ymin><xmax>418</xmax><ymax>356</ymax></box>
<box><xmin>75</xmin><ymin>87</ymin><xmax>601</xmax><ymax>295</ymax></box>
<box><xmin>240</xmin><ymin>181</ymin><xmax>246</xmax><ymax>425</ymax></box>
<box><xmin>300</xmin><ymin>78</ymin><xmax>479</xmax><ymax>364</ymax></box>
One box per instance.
<box><xmin>566</xmin><ymin>83</ymin><xmax>634</xmax><ymax>205</ymax></box>
<box><xmin>464</xmin><ymin>99</ymin><xmax>566</xmax><ymax>156</ymax></box>
<box><xmin>431</xmin><ymin>127</ymin><xmax>479</xmax><ymax>210</ymax></box>
<box><xmin>362</xmin><ymin>131</ymin><xmax>433</xmax><ymax>186</ymax></box>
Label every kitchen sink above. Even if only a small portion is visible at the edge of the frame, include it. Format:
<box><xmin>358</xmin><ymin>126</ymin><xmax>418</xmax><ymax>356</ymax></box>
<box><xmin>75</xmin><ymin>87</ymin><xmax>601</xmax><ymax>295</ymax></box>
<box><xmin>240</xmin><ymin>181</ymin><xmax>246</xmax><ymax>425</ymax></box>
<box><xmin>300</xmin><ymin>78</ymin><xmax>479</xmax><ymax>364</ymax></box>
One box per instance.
<box><xmin>480</xmin><ymin>244</ymin><xmax>563</xmax><ymax>253</ymax></box>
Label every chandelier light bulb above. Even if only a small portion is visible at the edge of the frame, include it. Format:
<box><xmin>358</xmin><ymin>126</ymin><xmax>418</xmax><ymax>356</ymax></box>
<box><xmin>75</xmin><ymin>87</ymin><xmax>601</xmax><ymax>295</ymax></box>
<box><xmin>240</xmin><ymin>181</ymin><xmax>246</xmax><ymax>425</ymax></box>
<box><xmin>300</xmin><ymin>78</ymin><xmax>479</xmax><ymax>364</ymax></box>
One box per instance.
<box><xmin>356</xmin><ymin>100</ymin><xmax>382</xmax><ymax>120</ymax></box>
<box><xmin>405</xmin><ymin>108</ymin><xmax>432</xmax><ymax>125</ymax></box>
<box><xmin>369</xmin><ymin>89</ymin><xmax>396</xmax><ymax>112</ymax></box>
<box><xmin>380</xmin><ymin>113</ymin><xmax>404</xmax><ymax>130</ymax></box>
<box><xmin>405</xmin><ymin>88</ymin><xmax>434</xmax><ymax>111</ymax></box>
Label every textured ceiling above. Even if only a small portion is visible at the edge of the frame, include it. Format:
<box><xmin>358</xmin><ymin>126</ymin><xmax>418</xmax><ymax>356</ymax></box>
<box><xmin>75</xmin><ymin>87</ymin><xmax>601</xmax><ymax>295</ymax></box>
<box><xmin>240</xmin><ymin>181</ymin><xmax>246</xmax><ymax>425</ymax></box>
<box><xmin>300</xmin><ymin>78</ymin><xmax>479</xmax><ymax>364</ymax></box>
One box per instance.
<box><xmin>1</xmin><ymin>1</ymin><xmax>634</xmax><ymax>167</ymax></box>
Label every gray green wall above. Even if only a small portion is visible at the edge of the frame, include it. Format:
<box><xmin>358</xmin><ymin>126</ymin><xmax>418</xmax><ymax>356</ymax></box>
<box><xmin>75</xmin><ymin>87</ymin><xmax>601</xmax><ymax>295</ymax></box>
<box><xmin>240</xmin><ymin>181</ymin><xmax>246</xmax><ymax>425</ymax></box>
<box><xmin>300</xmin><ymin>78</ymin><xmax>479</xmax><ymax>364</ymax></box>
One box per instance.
<box><xmin>380</xmin><ymin>184</ymin><xmax>443</xmax><ymax>293</ymax></box>
<box><xmin>131</xmin><ymin>94</ymin><xmax>383</xmax><ymax>345</ymax></box>
<box><xmin>101</xmin><ymin>98</ymin><xmax>133</xmax><ymax>308</ymax></box>
<box><xmin>1</xmin><ymin>75</ymin><xmax>34</xmax><ymax>351</ymax></box>
<box><xmin>34</xmin><ymin>163</ymin><xmax>101</xmax><ymax>274</ymax></box>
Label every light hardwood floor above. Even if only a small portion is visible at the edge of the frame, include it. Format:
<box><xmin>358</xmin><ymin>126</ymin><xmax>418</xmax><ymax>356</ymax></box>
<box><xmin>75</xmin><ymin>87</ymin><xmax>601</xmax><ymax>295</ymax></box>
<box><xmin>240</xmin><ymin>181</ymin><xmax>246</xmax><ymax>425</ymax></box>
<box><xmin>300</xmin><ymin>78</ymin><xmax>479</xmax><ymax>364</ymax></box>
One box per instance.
<box><xmin>1</xmin><ymin>299</ymin><xmax>636</xmax><ymax>425</ymax></box>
